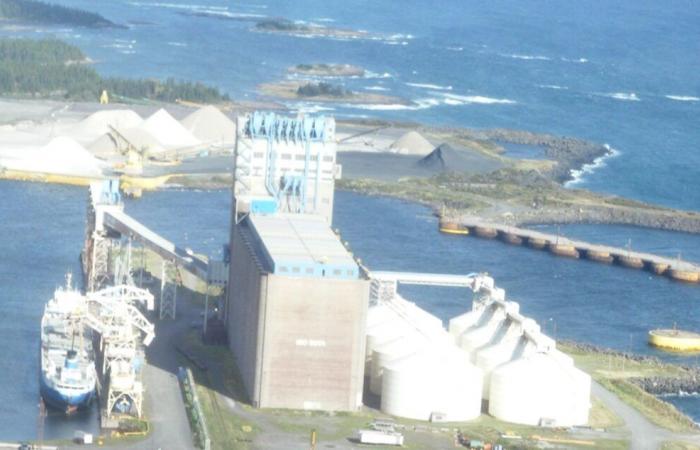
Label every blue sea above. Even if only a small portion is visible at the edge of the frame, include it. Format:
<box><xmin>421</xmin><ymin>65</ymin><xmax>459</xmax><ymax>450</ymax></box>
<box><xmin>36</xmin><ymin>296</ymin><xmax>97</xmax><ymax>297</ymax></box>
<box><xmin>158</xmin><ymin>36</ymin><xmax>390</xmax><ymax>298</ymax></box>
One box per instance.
<box><xmin>1</xmin><ymin>0</ymin><xmax>699</xmax><ymax>439</ymax></box>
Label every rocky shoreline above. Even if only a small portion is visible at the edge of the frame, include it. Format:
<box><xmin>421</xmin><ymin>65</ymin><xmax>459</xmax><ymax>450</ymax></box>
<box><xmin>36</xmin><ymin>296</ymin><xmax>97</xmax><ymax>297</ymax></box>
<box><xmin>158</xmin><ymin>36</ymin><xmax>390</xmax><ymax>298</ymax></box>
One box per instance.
<box><xmin>562</xmin><ymin>341</ymin><xmax>700</xmax><ymax>397</ymax></box>
<box><xmin>426</xmin><ymin>126</ymin><xmax>612</xmax><ymax>183</ymax></box>
<box><xmin>494</xmin><ymin>203</ymin><xmax>700</xmax><ymax>234</ymax></box>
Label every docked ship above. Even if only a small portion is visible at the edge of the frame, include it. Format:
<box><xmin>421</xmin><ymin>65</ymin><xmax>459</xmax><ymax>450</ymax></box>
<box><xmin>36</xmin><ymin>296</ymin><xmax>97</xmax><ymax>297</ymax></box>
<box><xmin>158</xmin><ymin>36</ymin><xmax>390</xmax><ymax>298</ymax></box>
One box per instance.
<box><xmin>40</xmin><ymin>275</ymin><xmax>96</xmax><ymax>412</ymax></box>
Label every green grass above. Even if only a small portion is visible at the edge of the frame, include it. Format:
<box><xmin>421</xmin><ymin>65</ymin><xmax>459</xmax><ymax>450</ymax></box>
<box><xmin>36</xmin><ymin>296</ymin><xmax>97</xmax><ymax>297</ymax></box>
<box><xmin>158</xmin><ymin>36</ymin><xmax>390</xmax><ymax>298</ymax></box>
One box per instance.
<box><xmin>589</xmin><ymin>396</ymin><xmax>625</xmax><ymax>429</ymax></box>
<box><xmin>599</xmin><ymin>378</ymin><xmax>696</xmax><ymax>433</ymax></box>
<box><xmin>662</xmin><ymin>442</ymin><xmax>700</xmax><ymax>450</ymax></box>
<box><xmin>560</xmin><ymin>342</ymin><xmax>697</xmax><ymax>434</ymax></box>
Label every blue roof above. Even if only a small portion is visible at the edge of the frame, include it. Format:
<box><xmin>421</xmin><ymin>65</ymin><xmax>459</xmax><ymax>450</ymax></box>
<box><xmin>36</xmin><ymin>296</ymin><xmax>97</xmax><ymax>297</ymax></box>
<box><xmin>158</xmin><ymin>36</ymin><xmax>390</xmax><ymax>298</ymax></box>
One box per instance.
<box><xmin>247</xmin><ymin>214</ymin><xmax>358</xmax><ymax>279</ymax></box>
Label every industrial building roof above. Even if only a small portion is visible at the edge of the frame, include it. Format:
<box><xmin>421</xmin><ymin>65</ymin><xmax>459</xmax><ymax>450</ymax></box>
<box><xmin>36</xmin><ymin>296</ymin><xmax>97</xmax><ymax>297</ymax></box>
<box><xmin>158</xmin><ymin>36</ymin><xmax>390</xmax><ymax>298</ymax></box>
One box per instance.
<box><xmin>247</xmin><ymin>214</ymin><xmax>359</xmax><ymax>279</ymax></box>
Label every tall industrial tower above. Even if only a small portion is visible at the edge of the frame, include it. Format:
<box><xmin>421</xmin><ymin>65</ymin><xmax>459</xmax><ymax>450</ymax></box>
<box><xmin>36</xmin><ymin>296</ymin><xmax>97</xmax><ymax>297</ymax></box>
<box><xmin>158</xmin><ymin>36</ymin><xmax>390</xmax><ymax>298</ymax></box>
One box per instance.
<box><xmin>226</xmin><ymin>113</ymin><xmax>369</xmax><ymax>411</ymax></box>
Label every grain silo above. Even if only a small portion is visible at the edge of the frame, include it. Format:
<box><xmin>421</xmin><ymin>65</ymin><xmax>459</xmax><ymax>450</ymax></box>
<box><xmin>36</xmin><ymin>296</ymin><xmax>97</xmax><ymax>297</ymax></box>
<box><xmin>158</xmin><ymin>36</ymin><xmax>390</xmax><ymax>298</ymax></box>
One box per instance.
<box><xmin>381</xmin><ymin>346</ymin><xmax>483</xmax><ymax>421</ymax></box>
<box><xmin>488</xmin><ymin>350</ymin><xmax>591</xmax><ymax>426</ymax></box>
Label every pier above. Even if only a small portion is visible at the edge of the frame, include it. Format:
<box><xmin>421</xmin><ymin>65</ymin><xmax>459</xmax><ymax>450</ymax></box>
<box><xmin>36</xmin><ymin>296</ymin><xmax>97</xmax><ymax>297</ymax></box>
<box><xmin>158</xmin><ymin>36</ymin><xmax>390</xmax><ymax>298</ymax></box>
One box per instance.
<box><xmin>81</xmin><ymin>179</ymin><xmax>228</xmax><ymax>431</ymax></box>
<box><xmin>439</xmin><ymin>217</ymin><xmax>700</xmax><ymax>284</ymax></box>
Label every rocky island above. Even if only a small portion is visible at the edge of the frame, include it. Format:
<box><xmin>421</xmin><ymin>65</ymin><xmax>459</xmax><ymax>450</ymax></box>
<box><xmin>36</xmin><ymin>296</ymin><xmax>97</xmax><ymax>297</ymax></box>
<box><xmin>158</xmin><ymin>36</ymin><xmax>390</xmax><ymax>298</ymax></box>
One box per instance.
<box><xmin>288</xmin><ymin>63</ymin><xmax>365</xmax><ymax>78</ymax></box>
<box><xmin>258</xmin><ymin>80</ymin><xmax>410</xmax><ymax>105</ymax></box>
<box><xmin>254</xmin><ymin>18</ymin><xmax>378</xmax><ymax>40</ymax></box>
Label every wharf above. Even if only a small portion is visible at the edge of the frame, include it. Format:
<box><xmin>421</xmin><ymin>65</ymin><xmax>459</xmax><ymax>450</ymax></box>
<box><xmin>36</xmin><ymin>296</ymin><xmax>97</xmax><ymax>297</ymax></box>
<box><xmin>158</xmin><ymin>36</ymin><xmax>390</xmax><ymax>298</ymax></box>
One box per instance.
<box><xmin>439</xmin><ymin>217</ymin><xmax>700</xmax><ymax>283</ymax></box>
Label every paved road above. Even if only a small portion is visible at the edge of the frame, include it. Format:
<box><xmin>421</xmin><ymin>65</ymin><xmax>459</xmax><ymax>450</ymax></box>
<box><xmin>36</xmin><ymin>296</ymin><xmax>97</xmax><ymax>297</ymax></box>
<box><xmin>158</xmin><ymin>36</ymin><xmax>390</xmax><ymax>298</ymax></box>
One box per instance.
<box><xmin>592</xmin><ymin>380</ymin><xmax>700</xmax><ymax>450</ymax></box>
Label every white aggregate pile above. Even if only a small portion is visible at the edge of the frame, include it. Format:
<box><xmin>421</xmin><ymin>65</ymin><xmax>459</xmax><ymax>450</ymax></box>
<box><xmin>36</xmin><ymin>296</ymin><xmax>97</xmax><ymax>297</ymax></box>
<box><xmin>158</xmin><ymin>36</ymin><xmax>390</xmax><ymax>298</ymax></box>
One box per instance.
<box><xmin>69</xmin><ymin>110</ymin><xmax>143</xmax><ymax>144</ymax></box>
<box><xmin>181</xmin><ymin>106</ymin><xmax>236</xmax><ymax>144</ymax></box>
<box><xmin>0</xmin><ymin>136</ymin><xmax>103</xmax><ymax>177</ymax></box>
<box><xmin>138</xmin><ymin>108</ymin><xmax>200</xmax><ymax>149</ymax></box>
<box><xmin>89</xmin><ymin>127</ymin><xmax>166</xmax><ymax>158</ymax></box>
<box><xmin>389</xmin><ymin>131</ymin><xmax>434</xmax><ymax>156</ymax></box>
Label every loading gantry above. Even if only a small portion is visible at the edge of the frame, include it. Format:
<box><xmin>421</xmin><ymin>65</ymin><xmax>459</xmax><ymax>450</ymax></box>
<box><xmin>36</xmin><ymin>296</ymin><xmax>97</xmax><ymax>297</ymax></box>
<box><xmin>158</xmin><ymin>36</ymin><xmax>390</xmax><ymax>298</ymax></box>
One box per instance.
<box><xmin>72</xmin><ymin>284</ymin><xmax>155</xmax><ymax>419</ymax></box>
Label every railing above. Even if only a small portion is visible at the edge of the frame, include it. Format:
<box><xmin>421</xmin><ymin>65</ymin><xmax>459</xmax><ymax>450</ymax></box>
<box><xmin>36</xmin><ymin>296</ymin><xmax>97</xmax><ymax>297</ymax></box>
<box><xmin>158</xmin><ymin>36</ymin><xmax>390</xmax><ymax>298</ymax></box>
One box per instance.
<box><xmin>178</xmin><ymin>366</ymin><xmax>211</xmax><ymax>450</ymax></box>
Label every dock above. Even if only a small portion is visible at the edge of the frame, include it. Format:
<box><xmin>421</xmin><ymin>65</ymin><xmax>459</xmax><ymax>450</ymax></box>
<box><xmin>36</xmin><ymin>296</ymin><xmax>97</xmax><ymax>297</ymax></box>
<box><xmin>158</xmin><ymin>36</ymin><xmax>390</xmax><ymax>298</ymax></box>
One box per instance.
<box><xmin>439</xmin><ymin>217</ymin><xmax>700</xmax><ymax>283</ymax></box>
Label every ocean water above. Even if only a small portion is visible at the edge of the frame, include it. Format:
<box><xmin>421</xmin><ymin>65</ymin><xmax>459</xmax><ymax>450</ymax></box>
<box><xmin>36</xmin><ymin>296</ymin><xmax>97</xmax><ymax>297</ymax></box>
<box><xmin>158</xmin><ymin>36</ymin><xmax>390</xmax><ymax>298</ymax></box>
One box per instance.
<box><xmin>1</xmin><ymin>0</ymin><xmax>700</xmax><ymax>438</ymax></box>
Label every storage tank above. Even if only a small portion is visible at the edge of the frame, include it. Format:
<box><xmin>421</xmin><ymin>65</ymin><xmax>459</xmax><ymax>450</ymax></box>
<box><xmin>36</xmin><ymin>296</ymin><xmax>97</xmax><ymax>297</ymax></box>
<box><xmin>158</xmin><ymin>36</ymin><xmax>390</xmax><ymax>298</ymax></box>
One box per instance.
<box><xmin>458</xmin><ymin>308</ymin><xmax>507</xmax><ymax>359</ymax></box>
<box><xmin>365</xmin><ymin>319</ymin><xmax>411</xmax><ymax>373</ymax></box>
<box><xmin>381</xmin><ymin>346</ymin><xmax>482</xmax><ymax>421</ymax></box>
<box><xmin>366</xmin><ymin>303</ymin><xmax>404</xmax><ymax>371</ymax></box>
<box><xmin>370</xmin><ymin>333</ymin><xmax>425</xmax><ymax>395</ymax></box>
<box><xmin>395</xmin><ymin>296</ymin><xmax>444</xmax><ymax>334</ymax></box>
<box><xmin>448</xmin><ymin>309</ymin><xmax>483</xmax><ymax>338</ymax></box>
<box><xmin>474</xmin><ymin>318</ymin><xmax>539</xmax><ymax>399</ymax></box>
<box><xmin>489</xmin><ymin>352</ymin><xmax>591</xmax><ymax>426</ymax></box>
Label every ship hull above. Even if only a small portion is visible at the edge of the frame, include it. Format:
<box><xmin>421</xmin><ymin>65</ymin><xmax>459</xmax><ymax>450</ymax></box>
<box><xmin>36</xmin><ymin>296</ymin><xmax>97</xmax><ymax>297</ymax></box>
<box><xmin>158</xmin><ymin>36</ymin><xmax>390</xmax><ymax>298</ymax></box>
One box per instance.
<box><xmin>40</xmin><ymin>373</ymin><xmax>95</xmax><ymax>411</ymax></box>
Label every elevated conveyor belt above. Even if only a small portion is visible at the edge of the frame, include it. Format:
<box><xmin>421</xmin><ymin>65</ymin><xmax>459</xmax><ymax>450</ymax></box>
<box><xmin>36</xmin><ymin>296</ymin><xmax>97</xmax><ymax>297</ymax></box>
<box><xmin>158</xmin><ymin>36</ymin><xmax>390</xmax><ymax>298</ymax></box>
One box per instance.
<box><xmin>102</xmin><ymin>209</ymin><xmax>208</xmax><ymax>279</ymax></box>
<box><xmin>369</xmin><ymin>271</ymin><xmax>480</xmax><ymax>288</ymax></box>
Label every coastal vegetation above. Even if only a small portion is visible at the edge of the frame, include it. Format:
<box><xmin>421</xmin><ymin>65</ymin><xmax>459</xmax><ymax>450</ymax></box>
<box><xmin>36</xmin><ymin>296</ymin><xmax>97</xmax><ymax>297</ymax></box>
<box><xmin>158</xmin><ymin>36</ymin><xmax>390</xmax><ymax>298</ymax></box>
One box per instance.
<box><xmin>288</xmin><ymin>63</ymin><xmax>365</xmax><ymax>77</ymax></box>
<box><xmin>0</xmin><ymin>0</ymin><xmax>119</xmax><ymax>28</ymax></box>
<box><xmin>255</xmin><ymin>18</ymin><xmax>307</xmax><ymax>32</ymax></box>
<box><xmin>254</xmin><ymin>17</ymin><xmax>372</xmax><ymax>40</ymax></box>
<box><xmin>0</xmin><ymin>38</ymin><xmax>229</xmax><ymax>103</ymax></box>
<box><xmin>296</xmin><ymin>81</ymin><xmax>349</xmax><ymax>98</ymax></box>
<box><xmin>259</xmin><ymin>80</ymin><xmax>407</xmax><ymax>105</ymax></box>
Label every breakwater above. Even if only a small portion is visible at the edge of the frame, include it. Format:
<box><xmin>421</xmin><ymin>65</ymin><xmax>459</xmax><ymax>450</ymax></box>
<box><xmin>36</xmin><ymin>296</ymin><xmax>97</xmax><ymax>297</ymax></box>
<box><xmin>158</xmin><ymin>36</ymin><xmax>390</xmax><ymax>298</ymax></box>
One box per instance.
<box><xmin>440</xmin><ymin>217</ymin><xmax>700</xmax><ymax>283</ymax></box>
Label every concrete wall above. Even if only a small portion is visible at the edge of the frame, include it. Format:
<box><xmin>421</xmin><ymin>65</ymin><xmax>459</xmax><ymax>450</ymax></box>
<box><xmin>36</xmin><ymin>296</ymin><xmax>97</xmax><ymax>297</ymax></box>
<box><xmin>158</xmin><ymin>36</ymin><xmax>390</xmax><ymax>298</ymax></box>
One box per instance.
<box><xmin>227</xmin><ymin>223</ymin><xmax>265</xmax><ymax>404</ymax></box>
<box><xmin>228</xmin><ymin>212</ymin><xmax>369</xmax><ymax>411</ymax></box>
<box><xmin>258</xmin><ymin>274</ymin><xmax>369</xmax><ymax>411</ymax></box>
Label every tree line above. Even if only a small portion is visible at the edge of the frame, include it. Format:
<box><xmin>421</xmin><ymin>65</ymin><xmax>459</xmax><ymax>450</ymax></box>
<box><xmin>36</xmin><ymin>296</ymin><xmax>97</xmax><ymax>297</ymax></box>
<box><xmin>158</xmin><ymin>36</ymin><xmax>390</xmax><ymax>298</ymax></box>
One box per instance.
<box><xmin>0</xmin><ymin>0</ymin><xmax>118</xmax><ymax>28</ymax></box>
<box><xmin>0</xmin><ymin>38</ymin><xmax>230</xmax><ymax>103</ymax></box>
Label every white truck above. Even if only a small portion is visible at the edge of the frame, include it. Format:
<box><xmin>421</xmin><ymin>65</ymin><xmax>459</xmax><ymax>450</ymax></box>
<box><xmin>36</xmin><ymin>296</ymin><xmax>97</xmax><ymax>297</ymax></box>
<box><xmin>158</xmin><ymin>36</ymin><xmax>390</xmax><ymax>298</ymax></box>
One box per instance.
<box><xmin>357</xmin><ymin>429</ymin><xmax>404</xmax><ymax>446</ymax></box>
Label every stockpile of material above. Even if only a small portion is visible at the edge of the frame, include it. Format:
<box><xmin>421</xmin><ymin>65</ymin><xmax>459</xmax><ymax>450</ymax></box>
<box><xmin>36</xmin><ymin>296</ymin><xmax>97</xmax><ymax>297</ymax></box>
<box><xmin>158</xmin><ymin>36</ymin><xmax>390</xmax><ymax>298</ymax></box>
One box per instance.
<box><xmin>181</xmin><ymin>105</ymin><xmax>236</xmax><ymax>144</ymax></box>
<box><xmin>69</xmin><ymin>110</ymin><xmax>143</xmax><ymax>144</ymax></box>
<box><xmin>389</xmin><ymin>131</ymin><xmax>434</xmax><ymax>156</ymax></box>
<box><xmin>1</xmin><ymin>136</ymin><xmax>103</xmax><ymax>177</ymax></box>
<box><xmin>0</xmin><ymin>105</ymin><xmax>229</xmax><ymax>180</ymax></box>
<box><xmin>138</xmin><ymin>108</ymin><xmax>200</xmax><ymax>149</ymax></box>
<box><xmin>89</xmin><ymin>127</ymin><xmax>166</xmax><ymax>158</ymax></box>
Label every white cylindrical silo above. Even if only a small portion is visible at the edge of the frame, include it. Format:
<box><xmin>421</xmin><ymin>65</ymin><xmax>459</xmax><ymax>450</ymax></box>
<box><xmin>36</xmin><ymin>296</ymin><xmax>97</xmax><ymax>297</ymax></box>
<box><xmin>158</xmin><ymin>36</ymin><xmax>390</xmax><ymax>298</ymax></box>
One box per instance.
<box><xmin>365</xmin><ymin>318</ymin><xmax>410</xmax><ymax>374</ymax></box>
<box><xmin>370</xmin><ymin>333</ymin><xmax>425</xmax><ymax>395</ymax></box>
<box><xmin>489</xmin><ymin>352</ymin><xmax>591</xmax><ymax>427</ymax></box>
<box><xmin>448</xmin><ymin>309</ymin><xmax>483</xmax><ymax>338</ymax></box>
<box><xmin>458</xmin><ymin>308</ymin><xmax>506</xmax><ymax>359</ymax></box>
<box><xmin>381</xmin><ymin>346</ymin><xmax>482</xmax><ymax>422</ymax></box>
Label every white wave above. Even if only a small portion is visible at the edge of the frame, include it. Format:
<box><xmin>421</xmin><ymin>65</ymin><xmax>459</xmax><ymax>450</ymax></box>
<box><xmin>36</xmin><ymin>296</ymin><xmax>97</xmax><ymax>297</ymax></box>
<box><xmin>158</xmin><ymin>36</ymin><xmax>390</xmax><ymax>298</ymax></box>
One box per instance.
<box><xmin>660</xmin><ymin>391</ymin><xmax>700</xmax><ymax>398</ymax></box>
<box><xmin>565</xmin><ymin>144</ymin><xmax>621</xmax><ymax>187</ymax></box>
<box><xmin>386</xmin><ymin>33</ymin><xmax>414</xmax><ymax>40</ymax></box>
<box><xmin>562</xmin><ymin>57</ymin><xmax>588</xmax><ymax>63</ymax></box>
<box><xmin>129</xmin><ymin>2</ymin><xmax>228</xmax><ymax>11</ymax></box>
<box><xmin>406</xmin><ymin>82</ymin><xmax>453</xmax><ymax>91</ymax></box>
<box><xmin>288</xmin><ymin>103</ymin><xmax>336</xmax><ymax>114</ymax></box>
<box><xmin>365</xmin><ymin>86</ymin><xmax>389</xmax><ymax>91</ymax></box>
<box><xmin>237</xmin><ymin>3</ymin><xmax>268</xmax><ymax>9</ymax></box>
<box><xmin>167</xmin><ymin>41</ymin><xmax>187</xmax><ymax>47</ymax></box>
<box><xmin>442</xmin><ymin>93</ymin><xmax>516</xmax><ymax>105</ymax></box>
<box><xmin>313</xmin><ymin>17</ymin><xmax>335</xmax><ymax>23</ymax></box>
<box><xmin>195</xmin><ymin>10</ymin><xmax>265</xmax><ymax>19</ymax></box>
<box><xmin>446</xmin><ymin>46</ymin><xmax>463</xmax><ymax>52</ymax></box>
<box><xmin>502</xmin><ymin>53</ymin><xmax>551</xmax><ymax>61</ymax></box>
<box><xmin>348</xmin><ymin>98</ymin><xmax>440</xmax><ymax>111</ymax></box>
<box><xmin>538</xmin><ymin>84</ymin><xmax>568</xmax><ymax>90</ymax></box>
<box><xmin>666</xmin><ymin>95</ymin><xmax>700</xmax><ymax>102</ymax></box>
<box><xmin>602</xmin><ymin>92</ymin><xmax>640</xmax><ymax>101</ymax></box>
<box><xmin>364</xmin><ymin>71</ymin><xmax>393</xmax><ymax>79</ymax></box>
